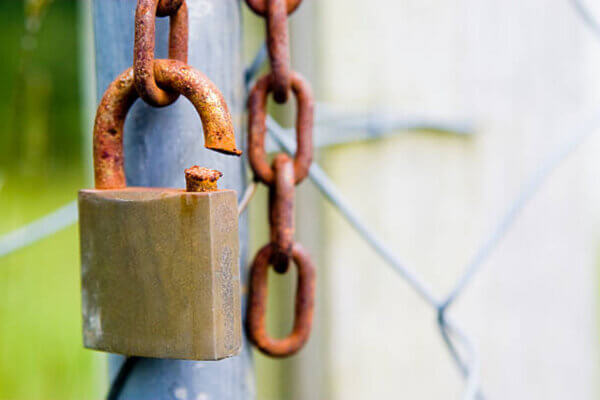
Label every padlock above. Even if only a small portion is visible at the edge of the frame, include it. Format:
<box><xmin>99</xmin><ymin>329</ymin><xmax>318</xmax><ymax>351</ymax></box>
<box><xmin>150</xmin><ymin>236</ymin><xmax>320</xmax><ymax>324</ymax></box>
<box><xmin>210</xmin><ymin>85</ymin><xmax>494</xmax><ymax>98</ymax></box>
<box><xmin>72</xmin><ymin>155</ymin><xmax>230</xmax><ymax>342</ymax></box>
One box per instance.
<box><xmin>78</xmin><ymin>63</ymin><xmax>242</xmax><ymax>361</ymax></box>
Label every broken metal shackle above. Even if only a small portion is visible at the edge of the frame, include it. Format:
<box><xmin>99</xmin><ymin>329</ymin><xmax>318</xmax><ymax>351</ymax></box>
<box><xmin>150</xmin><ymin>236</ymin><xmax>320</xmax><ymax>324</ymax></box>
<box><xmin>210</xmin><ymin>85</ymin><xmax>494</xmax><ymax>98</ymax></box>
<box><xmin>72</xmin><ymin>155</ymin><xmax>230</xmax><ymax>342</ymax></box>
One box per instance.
<box><xmin>93</xmin><ymin>60</ymin><xmax>241</xmax><ymax>190</ymax></box>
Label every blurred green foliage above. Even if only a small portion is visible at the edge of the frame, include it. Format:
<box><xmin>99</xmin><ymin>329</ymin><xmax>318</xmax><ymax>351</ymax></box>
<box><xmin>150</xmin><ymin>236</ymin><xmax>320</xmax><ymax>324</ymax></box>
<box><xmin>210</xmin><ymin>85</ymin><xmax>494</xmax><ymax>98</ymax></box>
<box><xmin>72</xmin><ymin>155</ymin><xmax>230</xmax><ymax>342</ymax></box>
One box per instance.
<box><xmin>0</xmin><ymin>1</ymin><xmax>105</xmax><ymax>399</ymax></box>
<box><xmin>0</xmin><ymin>0</ymin><xmax>82</xmax><ymax>172</ymax></box>
<box><xmin>0</xmin><ymin>175</ymin><xmax>106</xmax><ymax>400</ymax></box>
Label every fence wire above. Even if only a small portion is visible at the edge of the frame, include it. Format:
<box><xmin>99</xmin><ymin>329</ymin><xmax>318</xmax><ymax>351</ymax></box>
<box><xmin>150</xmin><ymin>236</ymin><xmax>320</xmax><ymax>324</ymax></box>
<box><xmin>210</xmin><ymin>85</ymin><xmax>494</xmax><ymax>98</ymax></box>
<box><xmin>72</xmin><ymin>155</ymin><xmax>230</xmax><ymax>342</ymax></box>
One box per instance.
<box><xmin>0</xmin><ymin>201</ymin><xmax>78</xmax><ymax>258</ymax></box>
<box><xmin>571</xmin><ymin>0</ymin><xmax>600</xmax><ymax>40</ymax></box>
<box><xmin>1</xmin><ymin>1</ymin><xmax>599</xmax><ymax>399</ymax></box>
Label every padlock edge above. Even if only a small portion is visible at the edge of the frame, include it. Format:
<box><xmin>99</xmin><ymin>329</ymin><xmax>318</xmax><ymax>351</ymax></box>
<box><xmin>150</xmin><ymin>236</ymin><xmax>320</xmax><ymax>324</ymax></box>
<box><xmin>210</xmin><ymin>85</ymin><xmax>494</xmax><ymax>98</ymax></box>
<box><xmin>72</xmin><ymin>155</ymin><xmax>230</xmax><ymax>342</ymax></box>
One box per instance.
<box><xmin>82</xmin><ymin>342</ymin><xmax>242</xmax><ymax>361</ymax></box>
<box><xmin>206</xmin><ymin>191</ymin><xmax>242</xmax><ymax>358</ymax></box>
<box><xmin>78</xmin><ymin>187</ymin><xmax>237</xmax><ymax>201</ymax></box>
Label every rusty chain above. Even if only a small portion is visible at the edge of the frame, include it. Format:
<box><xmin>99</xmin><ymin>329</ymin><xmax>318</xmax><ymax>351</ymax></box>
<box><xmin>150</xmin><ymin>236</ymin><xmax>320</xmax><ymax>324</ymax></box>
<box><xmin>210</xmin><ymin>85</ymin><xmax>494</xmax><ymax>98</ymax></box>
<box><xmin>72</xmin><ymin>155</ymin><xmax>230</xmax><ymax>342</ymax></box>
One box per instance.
<box><xmin>248</xmin><ymin>71</ymin><xmax>314</xmax><ymax>185</ymax></box>
<box><xmin>247</xmin><ymin>0</ymin><xmax>302</xmax><ymax>103</ymax></box>
<box><xmin>155</xmin><ymin>0</ymin><xmax>184</xmax><ymax>16</ymax></box>
<box><xmin>246</xmin><ymin>0</ymin><xmax>303</xmax><ymax>16</ymax></box>
<box><xmin>245</xmin><ymin>0</ymin><xmax>317</xmax><ymax>357</ymax></box>
<box><xmin>134</xmin><ymin>0</ymin><xmax>188</xmax><ymax>107</ymax></box>
<box><xmin>265</xmin><ymin>0</ymin><xmax>291</xmax><ymax>102</ymax></box>
<box><xmin>268</xmin><ymin>154</ymin><xmax>295</xmax><ymax>273</ymax></box>
<box><xmin>246</xmin><ymin>243</ymin><xmax>316</xmax><ymax>357</ymax></box>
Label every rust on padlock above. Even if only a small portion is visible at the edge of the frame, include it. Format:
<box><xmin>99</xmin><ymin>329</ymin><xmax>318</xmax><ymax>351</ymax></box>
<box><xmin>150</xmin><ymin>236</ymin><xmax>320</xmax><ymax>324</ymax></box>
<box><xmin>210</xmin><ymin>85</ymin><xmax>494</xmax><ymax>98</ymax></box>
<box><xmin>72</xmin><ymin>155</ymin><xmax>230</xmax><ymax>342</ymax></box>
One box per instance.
<box><xmin>185</xmin><ymin>166</ymin><xmax>222</xmax><ymax>192</ymax></box>
<box><xmin>94</xmin><ymin>59</ymin><xmax>241</xmax><ymax>190</ymax></box>
<box><xmin>246</xmin><ymin>242</ymin><xmax>316</xmax><ymax>357</ymax></box>
<box><xmin>269</xmin><ymin>154</ymin><xmax>295</xmax><ymax>273</ymax></box>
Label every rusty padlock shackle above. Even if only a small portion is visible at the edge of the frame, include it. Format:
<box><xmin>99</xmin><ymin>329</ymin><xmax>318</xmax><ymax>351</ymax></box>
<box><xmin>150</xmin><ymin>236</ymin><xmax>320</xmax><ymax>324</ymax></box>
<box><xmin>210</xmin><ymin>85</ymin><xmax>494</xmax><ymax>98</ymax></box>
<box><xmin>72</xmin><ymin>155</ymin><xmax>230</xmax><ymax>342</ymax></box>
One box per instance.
<box><xmin>134</xmin><ymin>0</ymin><xmax>188</xmax><ymax>107</ymax></box>
<box><xmin>246</xmin><ymin>242</ymin><xmax>316</xmax><ymax>357</ymax></box>
<box><xmin>93</xmin><ymin>59</ymin><xmax>241</xmax><ymax>190</ymax></box>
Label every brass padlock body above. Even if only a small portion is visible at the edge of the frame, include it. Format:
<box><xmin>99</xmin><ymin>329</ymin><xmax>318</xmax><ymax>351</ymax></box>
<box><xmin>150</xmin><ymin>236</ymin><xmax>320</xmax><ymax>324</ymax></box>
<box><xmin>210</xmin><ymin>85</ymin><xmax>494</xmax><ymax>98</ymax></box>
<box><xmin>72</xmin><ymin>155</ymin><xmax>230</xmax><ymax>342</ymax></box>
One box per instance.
<box><xmin>79</xmin><ymin>188</ymin><xmax>241</xmax><ymax>360</ymax></box>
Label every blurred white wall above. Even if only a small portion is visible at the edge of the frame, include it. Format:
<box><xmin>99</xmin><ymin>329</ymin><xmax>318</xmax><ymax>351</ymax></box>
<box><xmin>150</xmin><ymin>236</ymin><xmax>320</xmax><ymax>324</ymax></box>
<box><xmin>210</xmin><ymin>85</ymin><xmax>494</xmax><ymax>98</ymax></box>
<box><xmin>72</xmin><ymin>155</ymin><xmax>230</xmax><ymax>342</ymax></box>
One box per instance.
<box><xmin>291</xmin><ymin>0</ymin><xmax>600</xmax><ymax>399</ymax></box>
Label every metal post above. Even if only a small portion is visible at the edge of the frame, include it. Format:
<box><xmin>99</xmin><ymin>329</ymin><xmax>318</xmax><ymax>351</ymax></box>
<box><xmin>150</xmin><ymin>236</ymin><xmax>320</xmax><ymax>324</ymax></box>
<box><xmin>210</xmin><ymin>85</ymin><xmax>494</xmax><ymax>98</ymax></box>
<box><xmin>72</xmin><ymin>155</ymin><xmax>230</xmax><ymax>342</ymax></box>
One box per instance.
<box><xmin>91</xmin><ymin>1</ymin><xmax>253</xmax><ymax>398</ymax></box>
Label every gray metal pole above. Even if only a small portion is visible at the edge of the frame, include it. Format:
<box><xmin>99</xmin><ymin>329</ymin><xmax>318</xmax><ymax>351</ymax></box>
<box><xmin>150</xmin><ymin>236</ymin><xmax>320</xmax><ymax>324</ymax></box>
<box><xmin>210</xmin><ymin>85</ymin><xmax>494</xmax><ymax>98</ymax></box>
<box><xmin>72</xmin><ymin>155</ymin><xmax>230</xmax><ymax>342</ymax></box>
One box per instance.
<box><xmin>91</xmin><ymin>1</ymin><xmax>253</xmax><ymax>399</ymax></box>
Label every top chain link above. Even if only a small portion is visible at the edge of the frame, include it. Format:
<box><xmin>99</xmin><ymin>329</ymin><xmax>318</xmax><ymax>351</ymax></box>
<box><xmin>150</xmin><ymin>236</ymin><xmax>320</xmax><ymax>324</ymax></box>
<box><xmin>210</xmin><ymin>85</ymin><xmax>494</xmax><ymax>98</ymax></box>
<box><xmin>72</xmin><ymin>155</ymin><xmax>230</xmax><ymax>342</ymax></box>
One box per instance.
<box><xmin>134</xmin><ymin>0</ymin><xmax>188</xmax><ymax>107</ymax></box>
<box><xmin>266</xmin><ymin>0</ymin><xmax>292</xmax><ymax>103</ymax></box>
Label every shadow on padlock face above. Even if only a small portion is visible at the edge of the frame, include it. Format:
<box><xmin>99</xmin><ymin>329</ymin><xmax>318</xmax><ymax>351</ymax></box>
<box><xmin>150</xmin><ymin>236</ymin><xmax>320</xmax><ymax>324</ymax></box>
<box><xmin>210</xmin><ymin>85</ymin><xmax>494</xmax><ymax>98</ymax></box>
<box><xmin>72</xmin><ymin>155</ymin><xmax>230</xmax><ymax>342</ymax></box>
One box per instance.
<box><xmin>78</xmin><ymin>61</ymin><xmax>243</xmax><ymax>361</ymax></box>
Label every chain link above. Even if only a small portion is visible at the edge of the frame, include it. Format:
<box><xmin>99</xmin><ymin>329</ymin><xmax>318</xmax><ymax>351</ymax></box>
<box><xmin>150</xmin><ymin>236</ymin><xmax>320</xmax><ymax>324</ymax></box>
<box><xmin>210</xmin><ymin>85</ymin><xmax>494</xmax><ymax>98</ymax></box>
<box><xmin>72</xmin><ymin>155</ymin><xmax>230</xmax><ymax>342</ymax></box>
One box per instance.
<box><xmin>244</xmin><ymin>0</ymin><xmax>316</xmax><ymax>357</ymax></box>
<box><xmin>246</xmin><ymin>0</ymin><xmax>302</xmax><ymax>16</ymax></box>
<box><xmin>134</xmin><ymin>0</ymin><xmax>188</xmax><ymax>107</ymax></box>
<box><xmin>268</xmin><ymin>154</ymin><xmax>295</xmax><ymax>273</ymax></box>
<box><xmin>246</xmin><ymin>243</ymin><xmax>316</xmax><ymax>357</ymax></box>
<box><xmin>266</xmin><ymin>0</ymin><xmax>291</xmax><ymax>102</ymax></box>
<box><xmin>248</xmin><ymin>72</ymin><xmax>314</xmax><ymax>185</ymax></box>
<box><xmin>156</xmin><ymin>0</ymin><xmax>184</xmax><ymax>17</ymax></box>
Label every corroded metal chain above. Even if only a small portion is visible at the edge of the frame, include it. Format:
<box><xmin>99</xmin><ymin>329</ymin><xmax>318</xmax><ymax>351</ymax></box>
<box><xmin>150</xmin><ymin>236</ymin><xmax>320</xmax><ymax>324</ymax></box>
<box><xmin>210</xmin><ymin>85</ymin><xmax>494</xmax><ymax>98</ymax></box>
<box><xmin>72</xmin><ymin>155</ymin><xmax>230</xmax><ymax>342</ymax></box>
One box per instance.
<box><xmin>134</xmin><ymin>0</ymin><xmax>188</xmax><ymax>107</ymax></box>
<box><xmin>246</xmin><ymin>0</ymin><xmax>302</xmax><ymax>102</ymax></box>
<box><xmin>245</xmin><ymin>0</ymin><xmax>317</xmax><ymax>357</ymax></box>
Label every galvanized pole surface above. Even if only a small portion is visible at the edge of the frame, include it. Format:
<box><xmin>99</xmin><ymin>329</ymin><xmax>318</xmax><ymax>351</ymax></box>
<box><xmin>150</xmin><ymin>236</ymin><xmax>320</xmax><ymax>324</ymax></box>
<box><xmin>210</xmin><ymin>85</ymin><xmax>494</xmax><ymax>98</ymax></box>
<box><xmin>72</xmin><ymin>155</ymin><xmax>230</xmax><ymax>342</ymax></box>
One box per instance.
<box><xmin>91</xmin><ymin>1</ymin><xmax>253</xmax><ymax>399</ymax></box>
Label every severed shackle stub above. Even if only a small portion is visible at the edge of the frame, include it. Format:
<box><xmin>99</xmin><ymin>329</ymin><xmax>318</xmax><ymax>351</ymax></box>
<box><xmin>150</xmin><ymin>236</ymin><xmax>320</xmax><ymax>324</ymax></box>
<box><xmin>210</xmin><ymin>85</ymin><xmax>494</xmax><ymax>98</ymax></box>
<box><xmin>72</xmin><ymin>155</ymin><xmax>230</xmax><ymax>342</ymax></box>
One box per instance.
<box><xmin>185</xmin><ymin>166</ymin><xmax>222</xmax><ymax>192</ymax></box>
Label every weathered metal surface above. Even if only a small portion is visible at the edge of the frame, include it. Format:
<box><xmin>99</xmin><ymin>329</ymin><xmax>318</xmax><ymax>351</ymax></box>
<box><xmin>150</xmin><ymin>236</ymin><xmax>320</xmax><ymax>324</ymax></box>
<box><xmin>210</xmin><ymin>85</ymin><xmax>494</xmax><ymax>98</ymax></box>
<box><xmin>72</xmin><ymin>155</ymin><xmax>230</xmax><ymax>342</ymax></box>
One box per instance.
<box><xmin>185</xmin><ymin>165</ymin><xmax>223</xmax><ymax>192</ymax></box>
<box><xmin>92</xmin><ymin>1</ymin><xmax>250</xmax><ymax>398</ymax></box>
<box><xmin>185</xmin><ymin>165</ymin><xmax>222</xmax><ymax>192</ymax></box>
<box><xmin>79</xmin><ymin>187</ymin><xmax>241</xmax><ymax>360</ymax></box>
<box><xmin>269</xmin><ymin>154</ymin><xmax>295</xmax><ymax>273</ymax></box>
<box><xmin>246</xmin><ymin>242</ymin><xmax>316</xmax><ymax>357</ymax></box>
<box><xmin>266</xmin><ymin>0</ymin><xmax>291</xmax><ymax>103</ymax></box>
<box><xmin>93</xmin><ymin>60</ymin><xmax>240</xmax><ymax>190</ymax></box>
<box><xmin>245</xmin><ymin>0</ymin><xmax>316</xmax><ymax>359</ymax></box>
<box><xmin>134</xmin><ymin>0</ymin><xmax>188</xmax><ymax>107</ymax></box>
<box><xmin>248</xmin><ymin>71</ymin><xmax>314</xmax><ymax>185</ymax></box>
<box><xmin>153</xmin><ymin>60</ymin><xmax>242</xmax><ymax>155</ymax></box>
<box><xmin>245</xmin><ymin>0</ymin><xmax>302</xmax><ymax>15</ymax></box>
